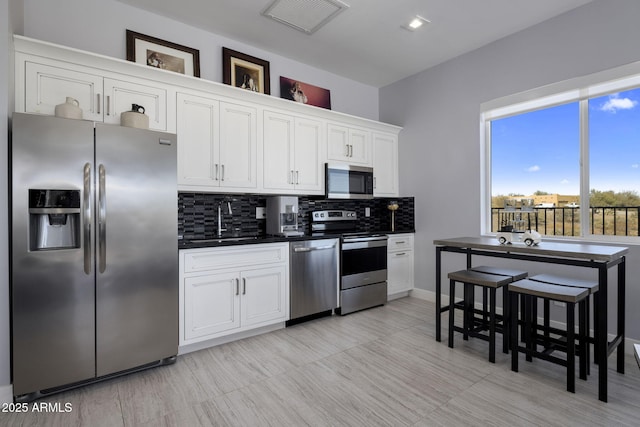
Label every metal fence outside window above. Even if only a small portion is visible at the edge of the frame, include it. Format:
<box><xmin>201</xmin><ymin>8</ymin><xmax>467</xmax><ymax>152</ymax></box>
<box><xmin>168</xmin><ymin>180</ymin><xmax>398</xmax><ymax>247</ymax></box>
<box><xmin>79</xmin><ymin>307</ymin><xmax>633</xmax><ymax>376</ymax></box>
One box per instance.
<box><xmin>491</xmin><ymin>207</ymin><xmax>640</xmax><ymax>237</ymax></box>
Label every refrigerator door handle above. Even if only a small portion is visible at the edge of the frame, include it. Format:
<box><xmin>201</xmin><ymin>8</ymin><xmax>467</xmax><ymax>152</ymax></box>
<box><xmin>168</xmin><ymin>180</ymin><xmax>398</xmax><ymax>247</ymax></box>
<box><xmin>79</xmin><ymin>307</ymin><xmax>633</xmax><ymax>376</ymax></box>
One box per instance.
<box><xmin>83</xmin><ymin>162</ymin><xmax>92</xmax><ymax>274</ymax></box>
<box><xmin>98</xmin><ymin>164</ymin><xmax>107</xmax><ymax>273</ymax></box>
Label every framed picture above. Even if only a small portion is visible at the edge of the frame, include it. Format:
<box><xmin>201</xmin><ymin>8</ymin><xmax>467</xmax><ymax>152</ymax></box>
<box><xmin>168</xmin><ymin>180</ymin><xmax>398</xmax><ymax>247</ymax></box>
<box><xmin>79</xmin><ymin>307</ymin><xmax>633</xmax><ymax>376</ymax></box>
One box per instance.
<box><xmin>223</xmin><ymin>47</ymin><xmax>270</xmax><ymax>95</ymax></box>
<box><xmin>280</xmin><ymin>77</ymin><xmax>331</xmax><ymax>110</ymax></box>
<box><xmin>126</xmin><ymin>30</ymin><xmax>200</xmax><ymax>77</ymax></box>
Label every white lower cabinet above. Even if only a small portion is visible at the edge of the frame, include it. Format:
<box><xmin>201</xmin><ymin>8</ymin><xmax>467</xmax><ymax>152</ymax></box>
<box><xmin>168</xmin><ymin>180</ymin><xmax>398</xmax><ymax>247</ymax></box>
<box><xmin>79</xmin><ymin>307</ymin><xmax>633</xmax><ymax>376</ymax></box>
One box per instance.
<box><xmin>387</xmin><ymin>233</ymin><xmax>414</xmax><ymax>297</ymax></box>
<box><xmin>180</xmin><ymin>243</ymin><xmax>289</xmax><ymax>346</ymax></box>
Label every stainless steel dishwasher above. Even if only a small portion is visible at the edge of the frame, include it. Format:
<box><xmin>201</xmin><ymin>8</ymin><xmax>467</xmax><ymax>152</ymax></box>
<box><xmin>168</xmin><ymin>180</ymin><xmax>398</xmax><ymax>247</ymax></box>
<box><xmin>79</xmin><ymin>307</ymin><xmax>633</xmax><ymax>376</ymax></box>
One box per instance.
<box><xmin>289</xmin><ymin>238</ymin><xmax>339</xmax><ymax>323</ymax></box>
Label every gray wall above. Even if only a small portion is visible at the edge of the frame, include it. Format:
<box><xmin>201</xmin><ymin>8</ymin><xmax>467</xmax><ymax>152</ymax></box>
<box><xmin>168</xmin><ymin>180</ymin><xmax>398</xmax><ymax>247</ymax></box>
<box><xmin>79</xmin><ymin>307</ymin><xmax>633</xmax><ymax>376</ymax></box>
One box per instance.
<box><xmin>380</xmin><ymin>0</ymin><xmax>640</xmax><ymax>340</ymax></box>
<box><xmin>22</xmin><ymin>0</ymin><xmax>379</xmax><ymax>121</ymax></box>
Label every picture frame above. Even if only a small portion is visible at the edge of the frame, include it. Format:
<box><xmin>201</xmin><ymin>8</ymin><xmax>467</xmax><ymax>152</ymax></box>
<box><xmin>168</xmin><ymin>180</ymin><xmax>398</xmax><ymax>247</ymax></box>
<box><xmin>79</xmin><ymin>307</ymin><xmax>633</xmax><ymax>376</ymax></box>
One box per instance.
<box><xmin>223</xmin><ymin>47</ymin><xmax>271</xmax><ymax>95</ymax></box>
<box><xmin>126</xmin><ymin>30</ymin><xmax>200</xmax><ymax>77</ymax></box>
<box><xmin>279</xmin><ymin>77</ymin><xmax>331</xmax><ymax>110</ymax></box>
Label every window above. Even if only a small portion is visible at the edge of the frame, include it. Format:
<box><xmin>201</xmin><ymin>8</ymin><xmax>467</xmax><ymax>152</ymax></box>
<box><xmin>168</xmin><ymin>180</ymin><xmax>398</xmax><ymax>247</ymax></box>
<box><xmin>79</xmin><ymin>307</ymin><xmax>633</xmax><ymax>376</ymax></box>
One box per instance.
<box><xmin>482</xmin><ymin>65</ymin><xmax>640</xmax><ymax>241</ymax></box>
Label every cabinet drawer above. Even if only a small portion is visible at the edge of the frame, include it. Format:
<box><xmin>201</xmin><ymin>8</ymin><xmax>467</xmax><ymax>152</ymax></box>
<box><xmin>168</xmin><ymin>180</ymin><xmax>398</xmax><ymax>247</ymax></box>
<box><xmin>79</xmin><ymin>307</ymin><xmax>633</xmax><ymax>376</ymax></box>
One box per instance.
<box><xmin>387</xmin><ymin>234</ymin><xmax>414</xmax><ymax>252</ymax></box>
<box><xmin>183</xmin><ymin>243</ymin><xmax>288</xmax><ymax>273</ymax></box>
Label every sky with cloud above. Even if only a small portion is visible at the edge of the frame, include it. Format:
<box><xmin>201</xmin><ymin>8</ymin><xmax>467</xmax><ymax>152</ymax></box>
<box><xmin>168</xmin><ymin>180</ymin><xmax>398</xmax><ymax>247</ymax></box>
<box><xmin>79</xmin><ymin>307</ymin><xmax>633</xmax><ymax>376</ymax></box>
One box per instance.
<box><xmin>491</xmin><ymin>87</ymin><xmax>640</xmax><ymax>197</ymax></box>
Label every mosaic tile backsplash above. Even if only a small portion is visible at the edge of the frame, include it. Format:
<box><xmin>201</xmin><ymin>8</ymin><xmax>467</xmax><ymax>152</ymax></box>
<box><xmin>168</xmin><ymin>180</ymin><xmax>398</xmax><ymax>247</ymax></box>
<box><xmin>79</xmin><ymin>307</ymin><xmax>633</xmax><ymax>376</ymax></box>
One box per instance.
<box><xmin>178</xmin><ymin>193</ymin><xmax>415</xmax><ymax>241</ymax></box>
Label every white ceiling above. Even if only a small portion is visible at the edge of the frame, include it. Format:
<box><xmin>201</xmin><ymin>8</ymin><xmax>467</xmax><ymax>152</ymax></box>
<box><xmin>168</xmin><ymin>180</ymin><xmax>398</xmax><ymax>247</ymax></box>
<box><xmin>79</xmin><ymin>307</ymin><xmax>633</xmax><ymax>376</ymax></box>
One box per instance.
<box><xmin>118</xmin><ymin>0</ymin><xmax>594</xmax><ymax>88</ymax></box>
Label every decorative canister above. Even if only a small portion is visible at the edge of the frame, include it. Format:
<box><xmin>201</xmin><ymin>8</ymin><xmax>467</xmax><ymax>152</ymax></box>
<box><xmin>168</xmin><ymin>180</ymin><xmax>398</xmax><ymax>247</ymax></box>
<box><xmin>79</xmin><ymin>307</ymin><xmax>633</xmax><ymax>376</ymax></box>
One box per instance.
<box><xmin>120</xmin><ymin>104</ymin><xmax>149</xmax><ymax>129</ymax></box>
<box><xmin>54</xmin><ymin>97</ymin><xmax>82</xmax><ymax>119</ymax></box>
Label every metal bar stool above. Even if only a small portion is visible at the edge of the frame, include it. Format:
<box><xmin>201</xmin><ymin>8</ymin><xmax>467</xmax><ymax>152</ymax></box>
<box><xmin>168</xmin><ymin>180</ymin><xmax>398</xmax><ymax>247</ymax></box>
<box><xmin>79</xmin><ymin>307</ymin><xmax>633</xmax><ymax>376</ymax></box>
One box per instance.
<box><xmin>448</xmin><ymin>268</ymin><xmax>526</xmax><ymax>362</ymax></box>
<box><xmin>509</xmin><ymin>279</ymin><xmax>589</xmax><ymax>393</ymax></box>
<box><xmin>529</xmin><ymin>274</ymin><xmax>598</xmax><ymax>374</ymax></box>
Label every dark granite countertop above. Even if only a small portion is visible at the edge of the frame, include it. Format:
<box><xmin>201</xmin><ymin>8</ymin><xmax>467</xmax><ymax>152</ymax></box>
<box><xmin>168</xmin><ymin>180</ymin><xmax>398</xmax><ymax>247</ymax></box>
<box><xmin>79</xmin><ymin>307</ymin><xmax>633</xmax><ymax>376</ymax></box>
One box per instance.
<box><xmin>179</xmin><ymin>229</ymin><xmax>415</xmax><ymax>249</ymax></box>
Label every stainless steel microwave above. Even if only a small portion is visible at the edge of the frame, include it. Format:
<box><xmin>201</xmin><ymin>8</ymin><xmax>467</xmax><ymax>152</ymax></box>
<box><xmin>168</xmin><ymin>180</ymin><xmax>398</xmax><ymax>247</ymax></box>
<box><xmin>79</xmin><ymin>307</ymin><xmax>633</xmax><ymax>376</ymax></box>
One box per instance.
<box><xmin>325</xmin><ymin>163</ymin><xmax>374</xmax><ymax>199</ymax></box>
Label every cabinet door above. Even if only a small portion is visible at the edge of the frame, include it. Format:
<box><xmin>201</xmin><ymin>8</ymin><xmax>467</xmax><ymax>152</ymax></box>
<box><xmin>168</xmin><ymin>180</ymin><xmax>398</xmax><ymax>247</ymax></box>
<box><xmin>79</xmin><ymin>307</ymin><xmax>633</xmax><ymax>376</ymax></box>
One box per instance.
<box><xmin>293</xmin><ymin>117</ymin><xmax>324</xmax><ymax>193</ymax></box>
<box><xmin>177</xmin><ymin>93</ymin><xmax>220</xmax><ymax>187</ymax></box>
<box><xmin>184</xmin><ymin>272</ymin><xmax>241</xmax><ymax>340</ymax></box>
<box><xmin>327</xmin><ymin>123</ymin><xmax>371</xmax><ymax>165</ymax></box>
<box><xmin>104</xmin><ymin>78</ymin><xmax>168</xmax><ymax>131</ymax></box>
<box><xmin>263</xmin><ymin>111</ymin><xmax>294</xmax><ymax>191</ymax></box>
<box><xmin>348</xmin><ymin>128</ymin><xmax>371</xmax><ymax>165</ymax></box>
<box><xmin>387</xmin><ymin>251</ymin><xmax>414</xmax><ymax>295</ymax></box>
<box><xmin>373</xmin><ymin>132</ymin><xmax>399</xmax><ymax>197</ymax></box>
<box><xmin>240</xmin><ymin>266</ymin><xmax>288</xmax><ymax>328</ymax></box>
<box><xmin>327</xmin><ymin>124</ymin><xmax>350</xmax><ymax>162</ymax></box>
<box><xmin>219</xmin><ymin>102</ymin><xmax>257</xmax><ymax>189</ymax></box>
<box><xmin>24</xmin><ymin>61</ymin><xmax>103</xmax><ymax>121</ymax></box>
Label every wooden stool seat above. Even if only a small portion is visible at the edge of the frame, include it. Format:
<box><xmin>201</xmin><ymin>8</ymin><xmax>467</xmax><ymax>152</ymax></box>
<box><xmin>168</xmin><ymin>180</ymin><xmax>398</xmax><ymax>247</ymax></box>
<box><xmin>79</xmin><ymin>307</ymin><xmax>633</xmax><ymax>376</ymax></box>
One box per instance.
<box><xmin>470</xmin><ymin>266</ymin><xmax>528</xmax><ymax>281</ymax></box>
<box><xmin>529</xmin><ymin>274</ymin><xmax>598</xmax><ymax>293</ymax></box>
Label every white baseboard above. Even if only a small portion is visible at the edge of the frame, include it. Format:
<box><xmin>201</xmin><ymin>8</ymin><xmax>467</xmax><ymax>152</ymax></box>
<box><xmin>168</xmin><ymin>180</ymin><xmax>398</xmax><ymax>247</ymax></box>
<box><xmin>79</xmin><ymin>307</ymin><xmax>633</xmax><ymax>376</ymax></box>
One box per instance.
<box><xmin>0</xmin><ymin>384</ymin><xmax>13</xmax><ymax>404</ymax></box>
<box><xmin>408</xmin><ymin>288</ymin><xmax>639</xmax><ymax>356</ymax></box>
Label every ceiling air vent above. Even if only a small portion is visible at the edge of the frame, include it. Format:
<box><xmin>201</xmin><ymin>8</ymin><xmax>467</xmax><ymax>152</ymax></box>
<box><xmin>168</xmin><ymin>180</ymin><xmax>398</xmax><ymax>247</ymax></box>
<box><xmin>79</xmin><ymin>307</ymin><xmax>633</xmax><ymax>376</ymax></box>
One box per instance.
<box><xmin>262</xmin><ymin>0</ymin><xmax>350</xmax><ymax>35</ymax></box>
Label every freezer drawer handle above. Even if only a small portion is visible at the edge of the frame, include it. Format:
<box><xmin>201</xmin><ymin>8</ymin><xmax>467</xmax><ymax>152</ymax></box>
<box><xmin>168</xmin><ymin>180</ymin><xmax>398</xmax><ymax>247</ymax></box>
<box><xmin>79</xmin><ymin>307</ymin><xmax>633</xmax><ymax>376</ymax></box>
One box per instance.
<box><xmin>83</xmin><ymin>162</ymin><xmax>92</xmax><ymax>275</ymax></box>
<box><xmin>293</xmin><ymin>245</ymin><xmax>336</xmax><ymax>252</ymax></box>
<box><xmin>98</xmin><ymin>164</ymin><xmax>107</xmax><ymax>273</ymax></box>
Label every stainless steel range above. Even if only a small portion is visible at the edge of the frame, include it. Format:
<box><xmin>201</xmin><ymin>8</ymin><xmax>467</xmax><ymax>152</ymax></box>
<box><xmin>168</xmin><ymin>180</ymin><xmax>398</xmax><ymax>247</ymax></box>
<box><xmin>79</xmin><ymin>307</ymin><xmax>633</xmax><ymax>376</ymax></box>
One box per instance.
<box><xmin>311</xmin><ymin>210</ymin><xmax>388</xmax><ymax>315</ymax></box>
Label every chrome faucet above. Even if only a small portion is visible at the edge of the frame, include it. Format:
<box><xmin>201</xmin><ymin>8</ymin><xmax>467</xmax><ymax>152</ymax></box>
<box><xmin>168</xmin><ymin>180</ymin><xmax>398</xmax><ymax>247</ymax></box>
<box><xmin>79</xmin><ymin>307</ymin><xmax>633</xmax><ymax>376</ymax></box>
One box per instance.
<box><xmin>217</xmin><ymin>201</ymin><xmax>233</xmax><ymax>237</ymax></box>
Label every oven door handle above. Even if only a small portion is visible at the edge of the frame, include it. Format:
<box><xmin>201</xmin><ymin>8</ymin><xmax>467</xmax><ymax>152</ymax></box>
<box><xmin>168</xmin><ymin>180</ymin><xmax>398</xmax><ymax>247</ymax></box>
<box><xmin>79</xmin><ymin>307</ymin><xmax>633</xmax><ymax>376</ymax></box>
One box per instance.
<box><xmin>342</xmin><ymin>236</ymin><xmax>388</xmax><ymax>244</ymax></box>
<box><xmin>293</xmin><ymin>244</ymin><xmax>336</xmax><ymax>252</ymax></box>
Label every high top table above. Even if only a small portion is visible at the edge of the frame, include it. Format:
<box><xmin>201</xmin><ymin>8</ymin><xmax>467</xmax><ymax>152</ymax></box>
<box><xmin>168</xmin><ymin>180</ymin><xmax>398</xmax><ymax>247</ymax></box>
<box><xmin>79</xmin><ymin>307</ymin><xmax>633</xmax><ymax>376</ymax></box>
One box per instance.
<box><xmin>434</xmin><ymin>236</ymin><xmax>628</xmax><ymax>402</ymax></box>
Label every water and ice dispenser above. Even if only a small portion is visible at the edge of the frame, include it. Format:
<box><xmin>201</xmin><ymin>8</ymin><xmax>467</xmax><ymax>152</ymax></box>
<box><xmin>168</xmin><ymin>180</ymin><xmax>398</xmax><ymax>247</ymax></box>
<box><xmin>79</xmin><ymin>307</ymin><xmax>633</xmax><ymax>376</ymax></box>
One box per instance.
<box><xmin>29</xmin><ymin>189</ymin><xmax>81</xmax><ymax>250</ymax></box>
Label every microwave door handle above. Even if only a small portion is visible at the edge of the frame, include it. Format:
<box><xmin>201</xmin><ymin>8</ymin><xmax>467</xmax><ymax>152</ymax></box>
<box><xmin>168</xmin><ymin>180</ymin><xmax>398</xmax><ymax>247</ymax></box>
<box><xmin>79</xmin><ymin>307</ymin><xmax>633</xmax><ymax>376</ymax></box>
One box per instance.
<box><xmin>83</xmin><ymin>163</ymin><xmax>92</xmax><ymax>274</ymax></box>
<box><xmin>98</xmin><ymin>164</ymin><xmax>107</xmax><ymax>273</ymax></box>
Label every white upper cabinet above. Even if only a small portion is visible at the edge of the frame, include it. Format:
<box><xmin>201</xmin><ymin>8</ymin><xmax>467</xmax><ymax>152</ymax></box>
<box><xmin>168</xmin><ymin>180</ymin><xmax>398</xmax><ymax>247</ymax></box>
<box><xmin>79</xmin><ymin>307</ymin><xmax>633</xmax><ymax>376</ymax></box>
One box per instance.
<box><xmin>22</xmin><ymin>60</ymin><xmax>172</xmax><ymax>131</ymax></box>
<box><xmin>103</xmin><ymin>78</ymin><xmax>168</xmax><ymax>131</ymax></box>
<box><xmin>177</xmin><ymin>92</ymin><xmax>220</xmax><ymax>187</ymax></box>
<box><xmin>327</xmin><ymin>123</ymin><xmax>371</xmax><ymax>166</ymax></box>
<box><xmin>24</xmin><ymin>61</ymin><xmax>104</xmax><ymax>122</ymax></box>
<box><xmin>15</xmin><ymin>35</ymin><xmax>401</xmax><ymax>197</ymax></box>
<box><xmin>177</xmin><ymin>92</ymin><xmax>257</xmax><ymax>191</ymax></box>
<box><xmin>219</xmin><ymin>102</ymin><xmax>258</xmax><ymax>189</ymax></box>
<box><xmin>373</xmin><ymin>131</ymin><xmax>399</xmax><ymax>197</ymax></box>
<box><xmin>263</xmin><ymin>110</ymin><xmax>324</xmax><ymax>194</ymax></box>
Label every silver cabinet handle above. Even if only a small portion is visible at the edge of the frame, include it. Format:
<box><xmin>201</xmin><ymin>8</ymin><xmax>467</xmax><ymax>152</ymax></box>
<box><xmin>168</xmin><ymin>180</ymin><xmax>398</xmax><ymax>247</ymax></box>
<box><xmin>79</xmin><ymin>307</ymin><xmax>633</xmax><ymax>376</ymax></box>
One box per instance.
<box><xmin>98</xmin><ymin>164</ymin><xmax>107</xmax><ymax>273</ymax></box>
<box><xmin>235</xmin><ymin>278</ymin><xmax>239</xmax><ymax>295</ymax></box>
<box><xmin>395</xmin><ymin>241</ymin><xmax>406</xmax><ymax>245</ymax></box>
<box><xmin>83</xmin><ymin>163</ymin><xmax>92</xmax><ymax>275</ymax></box>
<box><xmin>373</xmin><ymin>176</ymin><xmax>376</xmax><ymax>189</ymax></box>
<box><xmin>344</xmin><ymin>144</ymin><xmax>349</xmax><ymax>157</ymax></box>
<box><xmin>214</xmin><ymin>164</ymin><xmax>219</xmax><ymax>181</ymax></box>
<box><xmin>295</xmin><ymin>170</ymin><xmax>299</xmax><ymax>185</ymax></box>
<box><xmin>221</xmin><ymin>164</ymin><xmax>225</xmax><ymax>181</ymax></box>
<box><xmin>96</xmin><ymin>94</ymin><xmax>101</xmax><ymax>114</ymax></box>
<box><xmin>350</xmin><ymin>144</ymin><xmax>354</xmax><ymax>157</ymax></box>
<box><xmin>290</xmin><ymin>170</ymin><xmax>294</xmax><ymax>185</ymax></box>
<box><xmin>242</xmin><ymin>277</ymin><xmax>246</xmax><ymax>295</ymax></box>
<box><xmin>396</xmin><ymin>252</ymin><xmax>407</xmax><ymax>256</ymax></box>
<box><xmin>106</xmin><ymin>95</ymin><xmax>111</xmax><ymax>116</ymax></box>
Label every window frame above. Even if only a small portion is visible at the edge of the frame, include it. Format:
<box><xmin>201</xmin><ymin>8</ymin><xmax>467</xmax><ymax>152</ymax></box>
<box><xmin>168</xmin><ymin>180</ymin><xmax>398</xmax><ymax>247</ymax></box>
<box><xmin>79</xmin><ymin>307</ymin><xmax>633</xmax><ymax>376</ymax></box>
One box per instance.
<box><xmin>480</xmin><ymin>61</ymin><xmax>640</xmax><ymax>243</ymax></box>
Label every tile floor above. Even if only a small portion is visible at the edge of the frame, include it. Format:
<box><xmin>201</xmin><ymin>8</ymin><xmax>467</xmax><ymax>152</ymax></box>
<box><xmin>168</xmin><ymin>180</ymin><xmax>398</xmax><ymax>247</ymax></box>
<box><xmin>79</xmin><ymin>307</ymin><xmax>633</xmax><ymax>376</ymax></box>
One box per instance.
<box><xmin>3</xmin><ymin>296</ymin><xmax>640</xmax><ymax>426</ymax></box>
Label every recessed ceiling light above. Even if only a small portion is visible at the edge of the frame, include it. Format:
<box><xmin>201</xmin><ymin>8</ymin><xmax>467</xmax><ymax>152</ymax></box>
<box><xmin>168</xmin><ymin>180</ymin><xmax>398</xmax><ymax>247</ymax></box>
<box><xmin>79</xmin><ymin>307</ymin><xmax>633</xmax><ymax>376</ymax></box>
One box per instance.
<box><xmin>404</xmin><ymin>15</ymin><xmax>430</xmax><ymax>31</ymax></box>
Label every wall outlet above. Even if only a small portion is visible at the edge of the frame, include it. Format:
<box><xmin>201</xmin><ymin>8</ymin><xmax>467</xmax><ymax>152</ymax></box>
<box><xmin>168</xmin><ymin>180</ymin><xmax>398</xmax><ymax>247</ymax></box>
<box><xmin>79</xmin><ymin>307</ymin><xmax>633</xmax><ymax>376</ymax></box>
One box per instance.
<box><xmin>256</xmin><ymin>207</ymin><xmax>266</xmax><ymax>219</ymax></box>
<box><xmin>365</xmin><ymin>207</ymin><xmax>371</xmax><ymax>217</ymax></box>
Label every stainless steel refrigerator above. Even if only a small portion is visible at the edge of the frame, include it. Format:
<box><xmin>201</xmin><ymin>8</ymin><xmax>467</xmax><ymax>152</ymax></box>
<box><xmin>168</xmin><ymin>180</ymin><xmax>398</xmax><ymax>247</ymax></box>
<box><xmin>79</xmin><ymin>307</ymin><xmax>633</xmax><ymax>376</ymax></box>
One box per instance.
<box><xmin>11</xmin><ymin>113</ymin><xmax>178</xmax><ymax>400</ymax></box>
